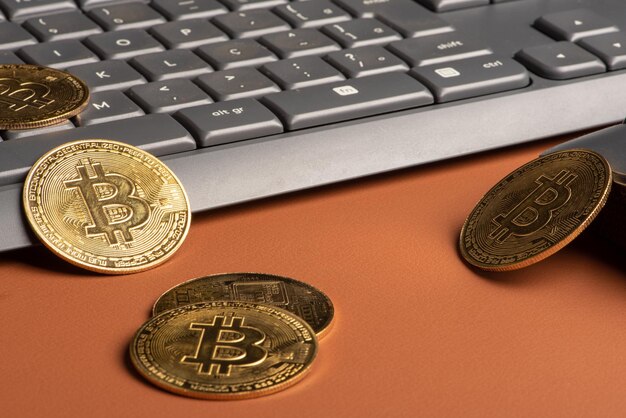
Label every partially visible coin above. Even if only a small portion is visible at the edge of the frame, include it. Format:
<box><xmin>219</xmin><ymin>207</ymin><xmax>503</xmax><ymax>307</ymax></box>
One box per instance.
<box><xmin>0</xmin><ymin>64</ymin><xmax>89</xmax><ymax>130</ymax></box>
<box><xmin>460</xmin><ymin>149</ymin><xmax>612</xmax><ymax>271</ymax></box>
<box><xmin>23</xmin><ymin>139</ymin><xmax>191</xmax><ymax>274</ymax></box>
<box><xmin>130</xmin><ymin>300</ymin><xmax>318</xmax><ymax>400</ymax></box>
<box><xmin>153</xmin><ymin>272</ymin><xmax>335</xmax><ymax>338</ymax></box>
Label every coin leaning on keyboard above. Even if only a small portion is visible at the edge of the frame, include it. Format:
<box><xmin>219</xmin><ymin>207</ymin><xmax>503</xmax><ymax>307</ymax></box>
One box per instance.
<box><xmin>22</xmin><ymin>139</ymin><xmax>191</xmax><ymax>274</ymax></box>
<box><xmin>459</xmin><ymin>149</ymin><xmax>613</xmax><ymax>271</ymax></box>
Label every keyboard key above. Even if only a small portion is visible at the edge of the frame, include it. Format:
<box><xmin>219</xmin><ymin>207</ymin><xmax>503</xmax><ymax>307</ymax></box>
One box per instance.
<box><xmin>129</xmin><ymin>49</ymin><xmax>212</xmax><ymax>81</ymax></box>
<box><xmin>127</xmin><ymin>79</ymin><xmax>212</xmax><ymax>113</ymax></box>
<box><xmin>77</xmin><ymin>0</ymin><xmax>149</xmax><ymax>10</ymax></box>
<box><xmin>175</xmin><ymin>98</ymin><xmax>283</xmax><ymax>147</ymax></box>
<box><xmin>273</xmin><ymin>1</ymin><xmax>351</xmax><ymax>29</ymax></box>
<box><xmin>84</xmin><ymin>29</ymin><xmax>165</xmax><ymax>60</ymax></box>
<box><xmin>220</xmin><ymin>0</ymin><xmax>286</xmax><ymax>11</ymax></box>
<box><xmin>195</xmin><ymin>68</ymin><xmax>280</xmax><ymax>101</ymax></box>
<box><xmin>0</xmin><ymin>114</ymin><xmax>195</xmax><ymax>185</ymax></box>
<box><xmin>388</xmin><ymin>33</ymin><xmax>491</xmax><ymax>67</ymax></box>
<box><xmin>150</xmin><ymin>0</ymin><xmax>227</xmax><ymax>20</ymax></box>
<box><xmin>0</xmin><ymin>50</ymin><xmax>24</xmax><ymax>63</ymax></box>
<box><xmin>18</xmin><ymin>40</ymin><xmax>99</xmax><ymax>69</ymax></box>
<box><xmin>416</xmin><ymin>0</ymin><xmax>488</xmax><ymax>12</ymax></box>
<box><xmin>259</xmin><ymin>29</ymin><xmax>340</xmax><ymax>59</ymax></box>
<box><xmin>22</xmin><ymin>12</ymin><xmax>102</xmax><ymax>42</ymax></box>
<box><xmin>262</xmin><ymin>73</ymin><xmax>433</xmax><ymax>130</ymax></box>
<box><xmin>150</xmin><ymin>19</ymin><xmax>228</xmax><ymax>49</ymax></box>
<box><xmin>260</xmin><ymin>56</ymin><xmax>345</xmax><ymax>89</ymax></box>
<box><xmin>88</xmin><ymin>3</ymin><xmax>166</xmax><ymax>31</ymax></box>
<box><xmin>0</xmin><ymin>22</ymin><xmax>37</xmax><ymax>51</ymax></box>
<box><xmin>74</xmin><ymin>90</ymin><xmax>144</xmax><ymax>126</ymax></box>
<box><xmin>66</xmin><ymin>60</ymin><xmax>145</xmax><ymax>92</ymax></box>
<box><xmin>579</xmin><ymin>32</ymin><xmax>626</xmax><ymax>71</ymax></box>
<box><xmin>196</xmin><ymin>39</ymin><xmax>276</xmax><ymax>70</ymax></box>
<box><xmin>410</xmin><ymin>55</ymin><xmax>529</xmax><ymax>102</ymax></box>
<box><xmin>0</xmin><ymin>0</ymin><xmax>76</xmax><ymax>22</ymax></box>
<box><xmin>321</xmin><ymin>18</ymin><xmax>401</xmax><ymax>48</ymax></box>
<box><xmin>2</xmin><ymin>120</ymin><xmax>74</xmax><ymax>140</ymax></box>
<box><xmin>534</xmin><ymin>9</ymin><xmax>618</xmax><ymax>42</ymax></box>
<box><xmin>515</xmin><ymin>41</ymin><xmax>606</xmax><ymax>80</ymax></box>
<box><xmin>334</xmin><ymin>0</ymin><xmax>453</xmax><ymax>38</ymax></box>
<box><xmin>326</xmin><ymin>46</ymin><xmax>408</xmax><ymax>78</ymax></box>
<box><xmin>213</xmin><ymin>10</ymin><xmax>290</xmax><ymax>39</ymax></box>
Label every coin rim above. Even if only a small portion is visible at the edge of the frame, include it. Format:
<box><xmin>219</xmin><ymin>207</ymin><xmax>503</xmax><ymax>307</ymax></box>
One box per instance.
<box><xmin>151</xmin><ymin>272</ymin><xmax>335</xmax><ymax>339</ymax></box>
<box><xmin>459</xmin><ymin>149</ymin><xmax>613</xmax><ymax>271</ymax></box>
<box><xmin>129</xmin><ymin>300</ymin><xmax>318</xmax><ymax>400</ymax></box>
<box><xmin>22</xmin><ymin>139</ymin><xmax>191</xmax><ymax>275</ymax></box>
<box><xmin>0</xmin><ymin>64</ymin><xmax>90</xmax><ymax>130</ymax></box>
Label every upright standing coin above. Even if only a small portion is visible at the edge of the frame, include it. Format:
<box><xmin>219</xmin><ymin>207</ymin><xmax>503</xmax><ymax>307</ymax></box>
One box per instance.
<box><xmin>23</xmin><ymin>139</ymin><xmax>191</xmax><ymax>274</ymax></box>
<box><xmin>460</xmin><ymin>149</ymin><xmax>612</xmax><ymax>271</ymax></box>
<box><xmin>152</xmin><ymin>272</ymin><xmax>335</xmax><ymax>338</ymax></box>
<box><xmin>0</xmin><ymin>64</ymin><xmax>89</xmax><ymax>130</ymax></box>
<box><xmin>130</xmin><ymin>300</ymin><xmax>318</xmax><ymax>400</ymax></box>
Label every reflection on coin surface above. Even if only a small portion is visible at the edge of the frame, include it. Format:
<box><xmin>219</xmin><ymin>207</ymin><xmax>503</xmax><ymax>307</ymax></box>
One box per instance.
<box><xmin>0</xmin><ymin>64</ymin><xmax>89</xmax><ymax>130</ymax></box>
<box><xmin>130</xmin><ymin>300</ymin><xmax>318</xmax><ymax>400</ymax></box>
<box><xmin>460</xmin><ymin>149</ymin><xmax>612</xmax><ymax>271</ymax></box>
<box><xmin>153</xmin><ymin>273</ymin><xmax>335</xmax><ymax>338</ymax></box>
<box><xmin>23</xmin><ymin>139</ymin><xmax>190</xmax><ymax>274</ymax></box>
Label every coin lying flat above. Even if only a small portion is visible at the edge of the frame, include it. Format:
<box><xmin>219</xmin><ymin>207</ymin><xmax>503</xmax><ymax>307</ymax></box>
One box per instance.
<box><xmin>23</xmin><ymin>139</ymin><xmax>191</xmax><ymax>274</ymax></box>
<box><xmin>0</xmin><ymin>64</ymin><xmax>89</xmax><ymax>130</ymax></box>
<box><xmin>130</xmin><ymin>300</ymin><xmax>318</xmax><ymax>400</ymax></box>
<box><xmin>460</xmin><ymin>149</ymin><xmax>612</xmax><ymax>271</ymax></box>
<box><xmin>153</xmin><ymin>272</ymin><xmax>335</xmax><ymax>338</ymax></box>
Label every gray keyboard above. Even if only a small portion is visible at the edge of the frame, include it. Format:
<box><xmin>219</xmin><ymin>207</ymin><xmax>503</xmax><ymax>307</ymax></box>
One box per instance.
<box><xmin>3</xmin><ymin>0</ymin><xmax>626</xmax><ymax>252</ymax></box>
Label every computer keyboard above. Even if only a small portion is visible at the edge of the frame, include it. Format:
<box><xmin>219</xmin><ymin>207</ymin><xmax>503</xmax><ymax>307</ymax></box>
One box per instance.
<box><xmin>2</xmin><ymin>0</ymin><xmax>626</xmax><ymax>252</ymax></box>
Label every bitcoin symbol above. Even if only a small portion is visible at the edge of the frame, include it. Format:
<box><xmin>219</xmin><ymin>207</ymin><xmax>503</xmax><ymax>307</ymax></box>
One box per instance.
<box><xmin>0</xmin><ymin>78</ymin><xmax>54</xmax><ymax>112</ymax></box>
<box><xmin>181</xmin><ymin>316</ymin><xmax>267</xmax><ymax>376</ymax></box>
<box><xmin>64</xmin><ymin>159</ymin><xmax>150</xmax><ymax>245</ymax></box>
<box><xmin>489</xmin><ymin>170</ymin><xmax>577</xmax><ymax>243</ymax></box>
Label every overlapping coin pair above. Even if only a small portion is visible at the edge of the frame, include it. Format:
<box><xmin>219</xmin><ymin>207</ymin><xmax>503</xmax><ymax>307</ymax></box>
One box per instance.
<box><xmin>129</xmin><ymin>273</ymin><xmax>334</xmax><ymax>400</ymax></box>
<box><xmin>0</xmin><ymin>64</ymin><xmax>191</xmax><ymax>274</ymax></box>
<box><xmin>459</xmin><ymin>149</ymin><xmax>613</xmax><ymax>271</ymax></box>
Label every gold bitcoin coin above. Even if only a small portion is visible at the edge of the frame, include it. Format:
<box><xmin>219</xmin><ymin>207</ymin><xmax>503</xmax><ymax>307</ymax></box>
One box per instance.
<box><xmin>152</xmin><ymin>272</ymin><xmax>335</xmax><ymax>338</ymax></box>
<box><xmin>130</xmin><ymin>300</ymin><xmax>318</xmax><ymax>400</ymax></box>
<box><xmin>0</xmin><ymin>64</ymin><xmax>89</xmax><ymax>130</ymax></box>
<box><xmin>23</xmin><ymin>139</ymin><xmax>191</xmax><ymax>274</ymax></box>
<box><xmin>460</xmin><ymin>149</ymin><xmax>612</xmax><ymax>271</ymax></box>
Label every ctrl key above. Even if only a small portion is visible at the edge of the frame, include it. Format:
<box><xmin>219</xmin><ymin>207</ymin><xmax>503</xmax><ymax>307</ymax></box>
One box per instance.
<box><xmin>174</xmin><ymin>99</ymin><xmax>284</xmax><ymax>147</ymax></box>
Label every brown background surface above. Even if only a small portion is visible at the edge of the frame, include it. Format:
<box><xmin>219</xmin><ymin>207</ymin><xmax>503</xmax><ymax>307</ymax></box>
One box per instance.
<box><xmin>2</xmin><ymin>136</ymin><xmax>626</xmax><ymax>417</ymax></box>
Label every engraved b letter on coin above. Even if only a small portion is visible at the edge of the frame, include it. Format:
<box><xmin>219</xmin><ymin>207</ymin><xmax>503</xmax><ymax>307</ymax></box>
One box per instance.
<box><xmin>64</xmin><ymin>159</ymin><xmax>151</xmax><ymax>245</ymax></box>
<box><xmin>489</xmin><ymin>170</ymin><xmax>577</xmax><ymax>243</ymax></box>
<box><xmin>0</xmin><ymin>77</ymin><xmax>55</xmax><ymax>112</ymax></box>
<box><xmin>181</xmin><ymin>316</ymin><xmax>267</xmax><ymax>376</ymax></box>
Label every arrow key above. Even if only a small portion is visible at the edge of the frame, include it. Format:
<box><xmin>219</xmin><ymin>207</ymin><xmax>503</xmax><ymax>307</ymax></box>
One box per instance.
<box><xmin>515</xmin><ymin>41</ymin><xmax>605</xmax><ymax>80</ymax></box>
<box><xmin>534</xmin><ymin>9</ymin><xmax>618</xmax><ymax>42</ymax></box>
<box><xmin>579</xmin><ymin>32</ymin><xmax>626</xmax><ymax>71</ymax></box>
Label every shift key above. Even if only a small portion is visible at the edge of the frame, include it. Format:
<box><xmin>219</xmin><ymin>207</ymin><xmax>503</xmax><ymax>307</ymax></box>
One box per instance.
<box><xmin>174</xmin><ymin>99</ymin><xmax>284</xmax><ymax>147</ymax></box>
<box><xmin>261</xmin><ymin>73</ymin><xmax>433</xmax><ymax>130</ymax></box>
